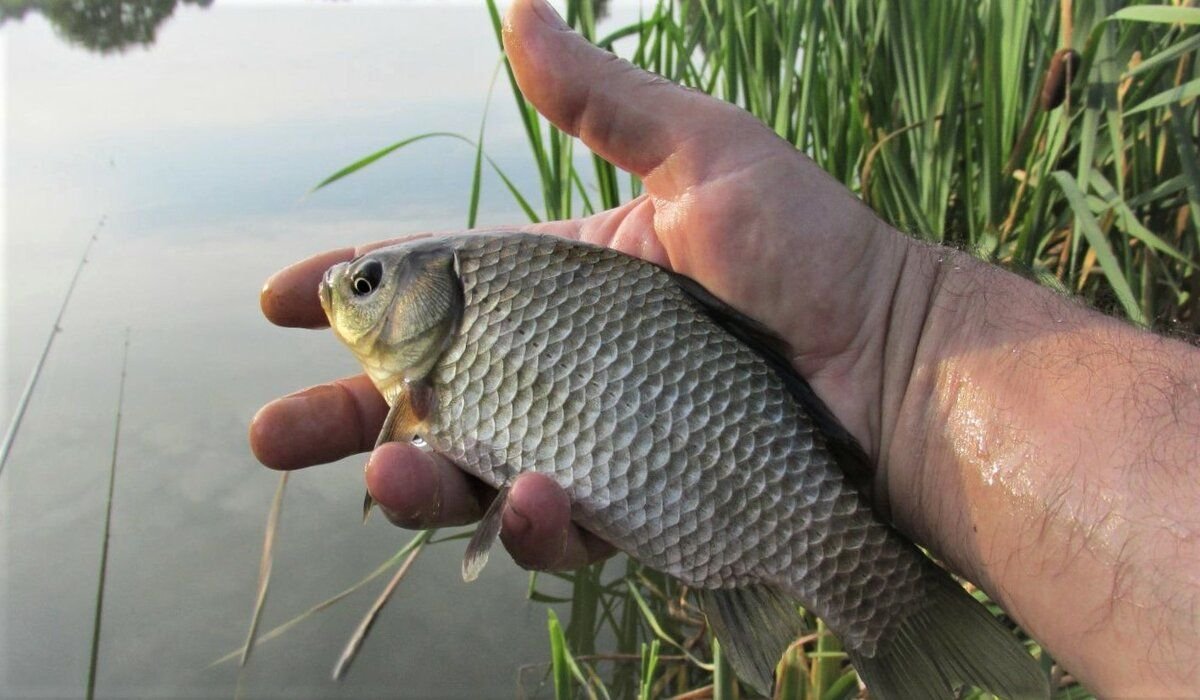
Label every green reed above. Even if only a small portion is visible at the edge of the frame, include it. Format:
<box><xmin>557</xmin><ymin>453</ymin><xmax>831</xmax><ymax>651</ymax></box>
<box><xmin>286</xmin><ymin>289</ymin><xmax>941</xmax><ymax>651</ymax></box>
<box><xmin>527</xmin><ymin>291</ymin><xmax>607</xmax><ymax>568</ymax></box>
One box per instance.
<box><xmin>489</xmin><ymin>0</ymin><xmax>1200</xmax><ymax>331</ymax></box>
<box><xmin>252</xmin><ymin>1</ymin><xmax>1198</xmax><ymax>697</ymax></box>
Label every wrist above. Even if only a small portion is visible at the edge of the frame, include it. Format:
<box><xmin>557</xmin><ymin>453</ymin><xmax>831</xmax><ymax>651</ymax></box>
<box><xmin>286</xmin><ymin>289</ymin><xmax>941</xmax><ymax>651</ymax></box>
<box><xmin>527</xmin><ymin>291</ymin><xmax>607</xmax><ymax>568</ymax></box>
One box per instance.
<box><xmin>879</xmin><ymin>246</ymin><xmax>1006</xmax><ymax>574</ymax></box>
<box><xmin>882</xmin><ymin>248</ymin><xmax>1200</xmax><ymax>694</ymax></box>
<box><xmin>882</xmin><ymin>248</ymin><xmax>1098</xmax><ymax>589</ymax></box>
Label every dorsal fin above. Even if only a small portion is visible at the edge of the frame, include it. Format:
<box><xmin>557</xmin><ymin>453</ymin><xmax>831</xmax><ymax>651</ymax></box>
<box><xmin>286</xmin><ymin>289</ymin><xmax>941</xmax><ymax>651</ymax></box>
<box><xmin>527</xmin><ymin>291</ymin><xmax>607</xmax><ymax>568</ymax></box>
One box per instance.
<box><xmin>669</xmin><ymin>273</ymin><xmax>876</xmax><ymax>499</ymax></box>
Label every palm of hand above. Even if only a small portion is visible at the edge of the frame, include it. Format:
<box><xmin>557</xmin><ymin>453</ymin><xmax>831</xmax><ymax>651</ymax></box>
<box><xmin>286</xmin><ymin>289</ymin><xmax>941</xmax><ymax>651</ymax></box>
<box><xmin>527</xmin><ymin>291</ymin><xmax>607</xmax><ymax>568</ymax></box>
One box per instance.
<box><xmin>557</xmin><ymin>141</ymin><xmax>894</xmax><ymax>463</ymax></box>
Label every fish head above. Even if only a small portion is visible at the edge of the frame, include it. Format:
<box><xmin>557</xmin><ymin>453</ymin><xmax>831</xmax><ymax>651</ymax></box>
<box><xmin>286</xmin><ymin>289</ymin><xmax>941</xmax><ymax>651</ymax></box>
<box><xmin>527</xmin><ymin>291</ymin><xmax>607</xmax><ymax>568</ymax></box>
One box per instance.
<box><xmin>320</xmin><ymin>241</ymin><xmax>462</xmax><ymax>399</ymax></box>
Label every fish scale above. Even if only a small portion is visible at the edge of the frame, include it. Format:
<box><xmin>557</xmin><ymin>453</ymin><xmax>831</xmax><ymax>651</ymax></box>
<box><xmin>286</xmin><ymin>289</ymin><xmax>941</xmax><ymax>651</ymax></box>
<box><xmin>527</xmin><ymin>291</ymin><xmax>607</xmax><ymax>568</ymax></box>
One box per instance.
<box><xmin>322</xmin><ymin>232</ymin><xmax>1049</xmax><ymax>698</ymax></box>
<box><xmin>423</xmin><ymin>234</ymin><xmax>924</xmax><ymax>653</ymax></box>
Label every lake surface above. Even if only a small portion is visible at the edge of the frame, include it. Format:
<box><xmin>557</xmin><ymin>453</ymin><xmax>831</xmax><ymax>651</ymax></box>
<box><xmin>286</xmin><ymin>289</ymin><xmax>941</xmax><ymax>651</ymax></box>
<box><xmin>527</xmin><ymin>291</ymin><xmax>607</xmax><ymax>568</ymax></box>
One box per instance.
<box><xmin>0</xmin><ymin>2</ymin><xmax>634</xmax><ymax>697</ymax></box>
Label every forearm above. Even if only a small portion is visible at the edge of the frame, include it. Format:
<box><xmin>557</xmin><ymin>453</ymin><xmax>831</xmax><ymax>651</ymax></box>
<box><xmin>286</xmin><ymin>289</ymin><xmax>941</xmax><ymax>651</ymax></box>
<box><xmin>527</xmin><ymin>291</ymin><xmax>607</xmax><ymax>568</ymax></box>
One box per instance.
<box><xmin>887</xmin><ymin>242</ymin><xmax>1200</xmax><ymax>694</ymax></box>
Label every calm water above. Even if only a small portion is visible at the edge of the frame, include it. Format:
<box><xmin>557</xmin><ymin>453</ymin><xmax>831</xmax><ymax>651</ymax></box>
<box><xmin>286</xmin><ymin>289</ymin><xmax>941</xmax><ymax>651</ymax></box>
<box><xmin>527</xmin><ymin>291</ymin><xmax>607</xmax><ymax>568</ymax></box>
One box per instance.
<box><xmin>0</xmin><ymin>2</ymin><xmax>633</xmax><ymax>697</ymax></box>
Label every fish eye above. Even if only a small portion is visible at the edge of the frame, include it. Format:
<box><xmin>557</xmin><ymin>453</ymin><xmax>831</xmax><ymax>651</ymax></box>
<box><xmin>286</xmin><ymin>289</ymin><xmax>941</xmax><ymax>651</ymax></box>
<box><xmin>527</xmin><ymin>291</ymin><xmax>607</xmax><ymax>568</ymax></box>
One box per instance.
<box><xmin>350</xmin><ymin>259</ymin><xmax>383</xmax><ymax>297</ymax></box>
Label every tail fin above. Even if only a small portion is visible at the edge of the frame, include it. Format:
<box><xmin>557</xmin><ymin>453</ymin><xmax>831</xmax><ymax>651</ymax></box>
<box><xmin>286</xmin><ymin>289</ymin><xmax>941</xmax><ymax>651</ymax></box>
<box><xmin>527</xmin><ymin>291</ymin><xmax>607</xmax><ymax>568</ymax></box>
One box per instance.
<box><xmin>849</xmin><ymin>573</ymin><xmax>1049</xmax><ymax>700</ymax></box>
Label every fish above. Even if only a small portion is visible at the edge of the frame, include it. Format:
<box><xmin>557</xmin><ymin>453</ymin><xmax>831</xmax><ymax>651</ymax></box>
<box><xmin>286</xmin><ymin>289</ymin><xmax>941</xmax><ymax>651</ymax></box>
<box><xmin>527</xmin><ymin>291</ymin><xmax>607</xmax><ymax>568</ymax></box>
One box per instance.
<box><xmin>318</xmin><ymin>232</ymin><xmax>1049</xmax><ymax>699</ymax></box>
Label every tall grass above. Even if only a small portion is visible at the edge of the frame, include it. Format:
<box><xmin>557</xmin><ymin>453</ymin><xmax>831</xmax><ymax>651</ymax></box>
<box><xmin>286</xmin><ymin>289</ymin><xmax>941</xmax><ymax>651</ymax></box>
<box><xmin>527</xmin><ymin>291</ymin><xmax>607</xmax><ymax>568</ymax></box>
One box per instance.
<box><xmin>323</xmin><ymin>0</ymin><xmax>1198</xmax><ymax>329</ymax></box>
<box><xmin>267</xmin><ymin>1</ymin><xmax>1199</xmax><ymax>697</ymax></box>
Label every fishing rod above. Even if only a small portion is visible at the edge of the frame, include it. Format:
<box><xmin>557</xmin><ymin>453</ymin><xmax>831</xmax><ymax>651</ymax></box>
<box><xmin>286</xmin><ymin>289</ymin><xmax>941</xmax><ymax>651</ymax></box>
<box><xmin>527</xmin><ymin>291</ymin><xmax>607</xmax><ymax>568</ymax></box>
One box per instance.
<box><xmin>86</xmin><ymin>327</ymin><xmax>130</xmax><ymax>700</ymax></box>
<box><xmin>0</xmin><ymin>221</ymin><xmax>102</xmax><ymax>478</ymax></box>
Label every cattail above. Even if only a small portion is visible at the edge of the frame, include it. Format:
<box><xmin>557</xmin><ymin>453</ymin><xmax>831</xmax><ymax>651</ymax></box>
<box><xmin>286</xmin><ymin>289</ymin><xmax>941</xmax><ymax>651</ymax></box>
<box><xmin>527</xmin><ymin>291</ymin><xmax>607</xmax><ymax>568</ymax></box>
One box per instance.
<box><xmin>1041</xmin><ymin>48</ymin><xmax>1081</xmax><ymax>111</ymax></box>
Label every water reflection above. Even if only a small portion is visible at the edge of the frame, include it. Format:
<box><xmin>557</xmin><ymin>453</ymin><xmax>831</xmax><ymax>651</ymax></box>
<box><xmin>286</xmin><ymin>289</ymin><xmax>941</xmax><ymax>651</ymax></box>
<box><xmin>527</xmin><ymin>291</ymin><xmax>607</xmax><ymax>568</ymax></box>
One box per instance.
<box><xmin>0</xmin><ymin>0</ymin><xmax>618</xmax><ymax>55</ymax></box>
<box><xmin>1</xmin><ymin>0</ymin><xmax>212</xmax><ymax>54</ymax></box>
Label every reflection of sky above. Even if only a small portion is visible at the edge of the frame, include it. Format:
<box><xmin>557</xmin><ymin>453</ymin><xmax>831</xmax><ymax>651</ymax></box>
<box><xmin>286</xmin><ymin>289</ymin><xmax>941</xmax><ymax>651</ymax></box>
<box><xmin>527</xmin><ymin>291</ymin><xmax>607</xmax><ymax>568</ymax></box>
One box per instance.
<box><xmin>1</xmin><ymin>3</ymin><xmax>638</xmax><ymax>696</ymax></box>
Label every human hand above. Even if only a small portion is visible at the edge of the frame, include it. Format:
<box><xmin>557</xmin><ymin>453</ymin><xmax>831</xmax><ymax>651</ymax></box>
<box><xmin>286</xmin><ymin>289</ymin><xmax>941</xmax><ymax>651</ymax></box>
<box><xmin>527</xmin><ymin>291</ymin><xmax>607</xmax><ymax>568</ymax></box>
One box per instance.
<box><xmin>253</xmin><ymin>1</ymin><xmax>1200</xmax><ymax>694</ymax></box>
<box><xmin>252</xmin><ymin>0</ymin><xmax>918</xmax><ymax>569</ymax></box>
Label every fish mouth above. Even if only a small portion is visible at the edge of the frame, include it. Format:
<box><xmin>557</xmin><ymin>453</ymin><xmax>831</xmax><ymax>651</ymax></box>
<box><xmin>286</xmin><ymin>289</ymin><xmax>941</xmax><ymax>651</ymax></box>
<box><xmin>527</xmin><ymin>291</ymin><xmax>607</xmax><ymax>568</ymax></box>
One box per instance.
<box><xmin>318</xmin><ymin>266</ymin><xmax>335</xmax><ymax>320</ymax></box>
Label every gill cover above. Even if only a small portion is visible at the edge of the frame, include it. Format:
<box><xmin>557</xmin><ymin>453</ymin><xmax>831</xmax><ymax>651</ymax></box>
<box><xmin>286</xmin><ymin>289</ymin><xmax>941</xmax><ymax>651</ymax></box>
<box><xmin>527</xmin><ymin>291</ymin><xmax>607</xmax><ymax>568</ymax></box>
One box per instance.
<box><xmin>324</xmin><ymin>243</ymin><xmax>464</xmax><ymax>401</ymax></box>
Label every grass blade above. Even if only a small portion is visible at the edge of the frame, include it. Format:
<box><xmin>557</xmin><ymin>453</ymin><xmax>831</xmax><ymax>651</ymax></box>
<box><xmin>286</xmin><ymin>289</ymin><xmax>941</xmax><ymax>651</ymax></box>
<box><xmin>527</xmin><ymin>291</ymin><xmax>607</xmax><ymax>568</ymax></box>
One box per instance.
<box><xmin>543</xmin><ymin>597</ymin><xmax>605</xmax><ymax>700</ymax></box>
<box><xmin>211</xmin><ymin>529</ymin><xmax>435</xmax><ymax>667</ymax></box>
<box><xmin>1109</xmin><ymin>6</ymin><xmax>1200</xmax><ymax>25</ymax></box>
<box><xmin>625</xmin><ymin>581</ymin><xmax>713</xmax><ymax>671</ymax></box>
<box><xmin>638</xmin><ymin>639</ymin><xmax>661</xmax><ymax>700</ymax></box>
<box><xmin>809</xmin><ymin>618</ymin><xmax>843</xmax><ymax>699</ymax></box>
<box><xmin>314</xmin><ymin>129</ymin><xmax>540</xmax><ymax>224</ymax></box>
<box><xmin>238</xmin><ymin>471</ymin><xmax>289</xmax><ymax>667</ymax></box>
<box><xmin>712</xmin><ymin>636</ymin><xmax>735</xmax><ymax>700</ymax></box>
<box><xmin>820</xmin><ymin>668</ymin><xmax>860</xmax><ymax>700</ymax></box>
<box><xmin>485</xmin><ymin>0</ymin><xmax>553</xmax><ymax>211</ymax></box>
<box><xmin>1123</xmin><ymin>34</ymin><xmax>1200</xmax><ymax>79</ymax></box>
<box><xmin>773</xmin><ymin>640</ymin><xmax>808</xmax><ymax>700</ymax></box>
<box><xmin>1169</xmin><ymin>104</ymin><xmax>1200</xmax><ymax>244</ymax></box>
<box><xmin>468</xmin><ymin>60</ymin><xmax>505</xmax><ymax>229</ymax></box>
<box><xmin>311</xmin><ymin>132</ymin><xmax>465</xmax><ymax>192</ymax></box>
<box><xmin>548</xmin><ymin>608</ymin><xmax>573</xmax><ymax>700</ymax></box>
<box><xmin>1053</xmin><ymin>170</ymin><xmax>1146</xmax><ymax>325</ymax></box>
<box><xmin>1089</xmin><ymin>172</ymin><xmax>1194</xmax><ymax>269</ymax></box>
<box><xmin>332</xmin><ymin>528</ymin><xmax>432</xmax><ymax>680</ymax></box>
<box><xmin>1124</xmin><ymin>77</ymin><xmax>1200</xmax><ymax>116</ymax></box>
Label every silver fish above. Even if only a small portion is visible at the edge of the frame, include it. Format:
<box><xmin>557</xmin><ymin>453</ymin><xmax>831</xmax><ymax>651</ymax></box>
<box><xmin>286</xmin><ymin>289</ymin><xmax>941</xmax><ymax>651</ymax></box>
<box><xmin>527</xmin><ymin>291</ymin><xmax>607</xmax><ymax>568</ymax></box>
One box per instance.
<box><xmin>319</xmin><ymin>232</ymin><xmax>1048</xmax><ymax>699</ymax></box>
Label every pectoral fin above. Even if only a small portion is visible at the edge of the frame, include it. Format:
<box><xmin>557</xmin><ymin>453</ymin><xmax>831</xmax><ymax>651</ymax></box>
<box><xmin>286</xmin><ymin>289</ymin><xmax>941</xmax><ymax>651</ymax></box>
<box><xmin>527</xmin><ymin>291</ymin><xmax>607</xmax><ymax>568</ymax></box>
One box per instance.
<box><xmin>362</xmin><ymin>381</ymin><xmax>433</xmax><ymax>522</ymax></box>
<box><xmin>461</xmin><ymin>486</ymin><xmax>510</xmax><ymax>582</ymax></box>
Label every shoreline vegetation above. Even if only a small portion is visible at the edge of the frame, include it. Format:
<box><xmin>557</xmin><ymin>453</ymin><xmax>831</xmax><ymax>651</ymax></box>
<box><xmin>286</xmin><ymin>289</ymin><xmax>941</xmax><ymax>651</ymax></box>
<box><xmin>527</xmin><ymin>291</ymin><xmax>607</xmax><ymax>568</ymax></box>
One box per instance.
<box><xmin>232</xmin><ymin>1</ymin><xmax>1197</xmax><ymax>697</ymax></box>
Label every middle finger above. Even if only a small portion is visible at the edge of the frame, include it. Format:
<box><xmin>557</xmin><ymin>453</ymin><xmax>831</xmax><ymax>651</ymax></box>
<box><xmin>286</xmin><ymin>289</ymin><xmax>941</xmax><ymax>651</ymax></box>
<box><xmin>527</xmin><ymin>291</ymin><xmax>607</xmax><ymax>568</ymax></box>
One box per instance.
<box><xmin>249</xmin><ymin>373</ymin><xmax>388</xmax><ymax>470</ymax></box>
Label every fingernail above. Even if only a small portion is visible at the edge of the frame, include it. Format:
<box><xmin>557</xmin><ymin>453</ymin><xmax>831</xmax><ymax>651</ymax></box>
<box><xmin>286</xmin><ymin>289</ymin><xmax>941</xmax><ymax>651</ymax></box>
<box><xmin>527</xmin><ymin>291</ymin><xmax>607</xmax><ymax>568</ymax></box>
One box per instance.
<box><xmin>530</xmin><ymin>0</ymin><xmax>569</xmax><ymax>31</ymax></box>
<box><xmin>505</xmin><ymin>501</ymin><xmax>532</xmax><ymax>538</ymax></box>
<box><xmin>282</xmin><ymin>383</ymin><xmax>329</xmax><ymax>404</ymax></box>
<box><xmin>273</xmin><ymin>386</ymin><xmax>327</xmax><ymax>424</ymax></box>
<box><xmin>378</xmin><ymin>503</ymin><xmax>409</xmax><ymax>528</ymax></box>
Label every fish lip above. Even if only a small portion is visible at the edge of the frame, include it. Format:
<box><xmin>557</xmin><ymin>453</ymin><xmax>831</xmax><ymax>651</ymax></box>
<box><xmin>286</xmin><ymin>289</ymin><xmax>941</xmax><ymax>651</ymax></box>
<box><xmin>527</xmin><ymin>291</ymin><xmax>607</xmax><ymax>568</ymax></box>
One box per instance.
<box><xmin>318</xmin><ymin>266</ymin><xmax>335</xmax><ymax>320</ymax></box>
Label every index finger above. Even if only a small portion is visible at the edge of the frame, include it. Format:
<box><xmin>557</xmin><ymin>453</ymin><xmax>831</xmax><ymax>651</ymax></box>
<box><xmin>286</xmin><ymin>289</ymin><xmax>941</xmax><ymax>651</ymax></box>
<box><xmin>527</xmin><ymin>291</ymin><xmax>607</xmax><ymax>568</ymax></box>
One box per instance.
<box><xmin>260</xmin><ymin>246</ymin><xmax>355</xmax><ymax>328</ymax></box>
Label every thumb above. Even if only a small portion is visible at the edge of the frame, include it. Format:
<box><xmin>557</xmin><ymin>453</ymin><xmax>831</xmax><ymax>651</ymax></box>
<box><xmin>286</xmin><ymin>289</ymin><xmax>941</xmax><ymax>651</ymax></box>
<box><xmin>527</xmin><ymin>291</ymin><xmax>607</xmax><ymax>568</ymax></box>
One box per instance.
<box><xmin>501</xmin><ymin>0</ymin><xmax>778</xmax><ymax>197</ymax></box>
